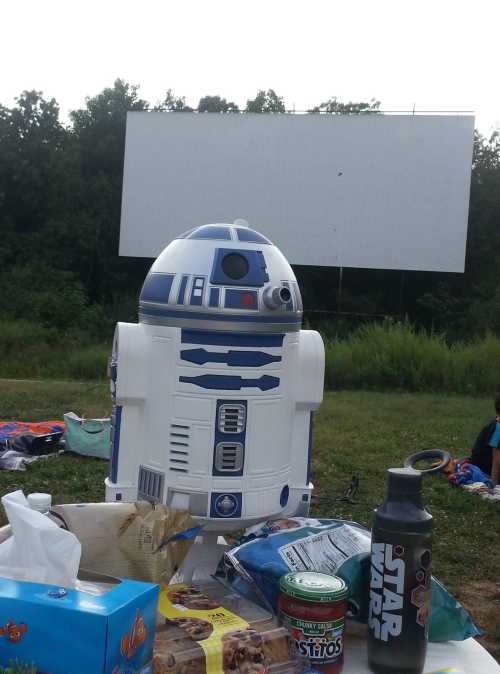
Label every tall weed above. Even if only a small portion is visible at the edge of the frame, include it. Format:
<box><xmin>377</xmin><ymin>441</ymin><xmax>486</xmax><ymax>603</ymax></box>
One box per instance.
<box><xmin>325</xmin><ymin>322</ymin><xmax>499</xmax><ymax>395</ymax></box>
<box><xmin>1</xmin><ymin>319</ymin><xmax>498</xmax><ymax>394</ymax></box>
<box><xmin>0</xmin><ymin>320</ymin><xmax>109</xmax><ymax>381</ymax></box>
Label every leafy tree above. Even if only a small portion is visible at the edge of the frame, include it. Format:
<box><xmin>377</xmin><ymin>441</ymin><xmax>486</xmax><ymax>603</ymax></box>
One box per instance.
<box><xmin>309</xmin><ymin>97</ymin><xmax>381</xmax><ymax>114</ymax></box>
<box><xmin>0</xmin><ymin>82</ymin><xmax>498</xmax><ymax>340</ymax></box>
<box><xmin>70</xmin><ymin>79</ymin><xmax>148</xmax><ymax>178</ymax></box>
<box><xmin>69</xmin><ymin>79</ymin><xmax>150</xmax><ymax>302</ymax></box>
<box><xmin>468</xmin><ymin>130</ymin><xmax>500</xmax><ymax>283</ymax></box>
<box><xmin>246</xmin><ymin>89</ymin><xmax>286</xmax><ymax>113</ymax></box>
<box><xmin>155</xmin><ymin>89</ymin><xmax>193</xmax><ymax>112</ymax></box>
<box><xmin>197</xmin><ymin>95</ymin><xmax>239</xmax><ymax>113</ymax></box>
<box><xmin>0</xmin><ymin>89</ymin><xmax>75</xmax><ymax>292</ymax></box>
<box><xmin>0</xmin><ymin>90</ymin><xmax>65</xmax><ymax>236</ymax></box>
<box><xmin>415</xmin><ymin>130</ymin><xmax>500</xmax><ymax>336</ymax></box>
<box><xmin>460</xmin><ymin>130</ymin><xmax>500</xmax><ymax>331</ymax></box>
<box><xmin>0</xmin><ymin>264</ymin><xmax>88</xmax><ymax>329</ymax></box>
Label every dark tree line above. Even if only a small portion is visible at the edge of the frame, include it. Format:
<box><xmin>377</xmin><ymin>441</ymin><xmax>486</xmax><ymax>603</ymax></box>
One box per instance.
<box><xmin>0</xmin><ymin>80</ymin><xmax>498</xmax><ymax>339</ymax></box>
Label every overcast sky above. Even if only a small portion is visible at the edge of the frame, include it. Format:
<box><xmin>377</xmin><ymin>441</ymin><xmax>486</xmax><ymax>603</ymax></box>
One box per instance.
<box><xmin>1</xmin><ymin>0</ymin><xmax>498</xmax><ymax>133</ymax></box>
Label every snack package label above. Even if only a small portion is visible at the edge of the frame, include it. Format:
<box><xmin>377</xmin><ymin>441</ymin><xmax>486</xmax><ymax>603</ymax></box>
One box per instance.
<box><xmin>158</xmin><ymin>583</ymin><xmax>265</xmax><ymax>674</ymax></box>
<box><xmin>280</xmin><ymin>612</ymin><xmax>345</xmax><ymax>666</ymax></box>
<box><xmin>277</xmin><ymin>524</ymin><xmax>371</xmax><ymax>573</ymax></box>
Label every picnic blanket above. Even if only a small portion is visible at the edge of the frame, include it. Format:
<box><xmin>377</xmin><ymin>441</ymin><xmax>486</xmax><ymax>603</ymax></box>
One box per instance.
<box><xmin>461</xmin><ymin>482</ymin><xmax>500</xmax><ymax>502</ymax></box>
<box><xmin>0</xmin><ymin>421</ymin><xmax>64</xmax><ymax>470</ymax></box>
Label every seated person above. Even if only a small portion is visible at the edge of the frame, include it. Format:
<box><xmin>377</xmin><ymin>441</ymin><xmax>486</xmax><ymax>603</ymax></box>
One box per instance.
<box><xmin>469</xmin><ymin>393</ymin><xmax>500</xmax><ymax>487</ymax></box>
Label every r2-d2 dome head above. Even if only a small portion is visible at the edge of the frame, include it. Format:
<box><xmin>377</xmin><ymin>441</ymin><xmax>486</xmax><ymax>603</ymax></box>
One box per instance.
<box><xmin>138</xmin><ymin>223</ymin><xmax>303</xmax><ymax>333</ymax></box>
<box><xmin>107</xmin><ymin>222</ymin><xmax>324</xmax><ymax>531</ymax></box>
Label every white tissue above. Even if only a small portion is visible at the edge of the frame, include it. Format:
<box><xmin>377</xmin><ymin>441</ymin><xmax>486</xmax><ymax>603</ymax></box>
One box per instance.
<box><xmin>0</xmin><ymin>490</ymin><xmax>81</xmax><ymax>587</ymax></box>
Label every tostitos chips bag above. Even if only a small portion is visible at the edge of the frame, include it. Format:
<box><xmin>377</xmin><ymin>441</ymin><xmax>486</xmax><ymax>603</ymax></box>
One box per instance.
<box><xmin>224</xmin><ymin>517</ymin><xmax>480</xmax><ymax>643</ymax></box>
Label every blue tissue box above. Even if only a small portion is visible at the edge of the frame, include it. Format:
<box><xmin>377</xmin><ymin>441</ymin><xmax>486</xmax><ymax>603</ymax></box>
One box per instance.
<box><xmin>0</xmin><ymin>572</ymin><xmax>158</xmax><ymax>674</ymax></box>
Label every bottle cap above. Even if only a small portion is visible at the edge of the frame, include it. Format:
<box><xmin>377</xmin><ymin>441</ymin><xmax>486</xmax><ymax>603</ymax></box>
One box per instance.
<box><xmin>279</xmin><ymin>571</ymin><xmax>349</xmax><ymax>603</ymax></box>
<box><xmin>386</xmin><ymin>467</ymin><xmax>422</xmax><ymax>495</ymax></box>
<box><xmin>27</xmin><ymin>493</ymin><xmax>52</xmax><ymax>513</ymax></box>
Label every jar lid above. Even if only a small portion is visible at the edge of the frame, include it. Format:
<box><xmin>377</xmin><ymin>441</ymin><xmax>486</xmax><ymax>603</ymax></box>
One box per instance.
<box><xmin>279</xmin><ymin>571</ymin><xmax>349</xmax><ymax>603</ymax></box>
<box><xmin>27</xmin><ymin>493</ymin><xmax>52</xmax><ymax>511</ymax></box>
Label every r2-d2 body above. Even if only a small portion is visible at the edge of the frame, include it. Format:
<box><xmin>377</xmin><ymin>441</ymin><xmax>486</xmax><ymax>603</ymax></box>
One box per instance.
<box><xmin>105</xmin><ymin>223</ymin><xmax>324</xmax><ymax>530</ymax></box>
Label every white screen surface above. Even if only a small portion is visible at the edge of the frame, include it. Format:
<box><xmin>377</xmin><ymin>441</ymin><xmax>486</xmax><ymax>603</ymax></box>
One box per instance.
<box><xmin>120</xmin><ymin>113</ymin><xmax>474</xmax><ymax>272</ymax></box>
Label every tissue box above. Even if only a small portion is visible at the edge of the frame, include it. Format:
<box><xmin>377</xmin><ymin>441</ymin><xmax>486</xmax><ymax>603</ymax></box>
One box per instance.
<box><xmin>0</xmin><ymin>571</ymin><xmax>158</xmax><ymax>674</ymax></box>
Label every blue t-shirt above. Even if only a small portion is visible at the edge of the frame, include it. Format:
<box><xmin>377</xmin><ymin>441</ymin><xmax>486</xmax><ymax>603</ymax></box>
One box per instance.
<box><xmin>470</xmin><ymin>420</ymin><xmax>500</xmax><ymax>475</ymax></box>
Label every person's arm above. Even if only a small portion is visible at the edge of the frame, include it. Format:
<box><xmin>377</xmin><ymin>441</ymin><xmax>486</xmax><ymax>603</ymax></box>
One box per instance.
<box><xmin>470</xmin><ymin>424</ymin><xmax>490</xmax><ymax>463</ymax></box>
<box><xmin>491</xmin><ymin>448</ymin><xmax>500</xmax><ymax>487</ymax></box>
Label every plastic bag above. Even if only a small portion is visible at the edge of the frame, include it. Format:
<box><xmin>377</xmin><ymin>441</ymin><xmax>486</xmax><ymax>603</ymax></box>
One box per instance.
<box><xmin>51</xmin><ymin>501</ymin><xmax>201</xmax><ymax>583</ymax></box>
<box><xmin>225</xmin><ymin>517</ymin><xmax>480</xmax><ymax>643</ymax></box>
<box><xmin>0</xmin><ymin>490</ymin><xmax>81</xmax><ymax>587</ymax></box>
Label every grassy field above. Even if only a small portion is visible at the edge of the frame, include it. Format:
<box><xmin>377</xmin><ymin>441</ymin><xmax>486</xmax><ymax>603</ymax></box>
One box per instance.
<box><xmin>2</xmin><ymin>319</ymin><xmax>500</xmax><ymax>394</ymax></box>
<box><xmin>0</xmin><ymin>380</ymin><xmax>499</xmax><ymax>660</ymax></box>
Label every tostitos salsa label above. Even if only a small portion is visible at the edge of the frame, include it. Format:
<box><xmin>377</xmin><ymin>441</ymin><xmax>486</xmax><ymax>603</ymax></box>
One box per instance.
<box><xmin>280</xmin><ymin>613</ymin><xmax>345</xmax><ymax>666</ymax></box>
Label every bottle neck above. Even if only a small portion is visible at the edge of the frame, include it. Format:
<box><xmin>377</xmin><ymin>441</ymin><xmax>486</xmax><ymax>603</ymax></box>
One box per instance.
<box><xmin>375</xmin><ymin>495</ymin><xmax>432</xmax><ymax>532</ymax></box>
<box><xmin>375</xmin><ymin>468</ymin><xmax>432</xmax><ymax>532</ymax></box>
<box><xmin>384</xmin><ymin>489</ymin><xmax>425</xmax><ymax>509</ymax></box>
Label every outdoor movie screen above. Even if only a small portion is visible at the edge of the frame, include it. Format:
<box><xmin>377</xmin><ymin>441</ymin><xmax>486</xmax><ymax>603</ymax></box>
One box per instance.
<box><xmin>119</xmin><ymin>112</ymin><xmax>474</xmax><ymax>272</ymax></box>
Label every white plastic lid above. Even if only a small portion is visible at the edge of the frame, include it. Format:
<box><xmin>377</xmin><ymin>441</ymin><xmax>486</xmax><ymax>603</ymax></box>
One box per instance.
<box><xmin>27</xmin><ymin>493</ymin><xmax>52</xmax><ymax>512</ymax></box>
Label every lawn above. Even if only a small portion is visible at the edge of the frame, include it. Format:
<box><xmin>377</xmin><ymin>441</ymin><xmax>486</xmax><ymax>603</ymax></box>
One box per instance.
<box><xmin>0</xmin><ymin>380</ymin><xmax>499</xmax><ymax>660</ymax></box>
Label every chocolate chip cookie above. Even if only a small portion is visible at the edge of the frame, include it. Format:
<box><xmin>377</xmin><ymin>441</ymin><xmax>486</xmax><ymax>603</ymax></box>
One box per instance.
<box><xmin>168</xmin><ymin>586</ymin><xmax>220</xmax><ymax>611</ymax></box>
<box><xmin>222</xmin><ymin>628</ymin><xmax>267</xmax><ymax>674</ymax></box>
<box><xmin>168</xmin><ymin>617</ymin><xmax>214</xmax><ymax>641</ymax></box>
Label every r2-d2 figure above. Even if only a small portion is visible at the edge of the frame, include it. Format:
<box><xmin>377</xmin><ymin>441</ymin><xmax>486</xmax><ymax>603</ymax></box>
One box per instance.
<box><xmin>105</xmin><ymin>223</ymin><xmax>325</xmax><ymax>530</ymax></box>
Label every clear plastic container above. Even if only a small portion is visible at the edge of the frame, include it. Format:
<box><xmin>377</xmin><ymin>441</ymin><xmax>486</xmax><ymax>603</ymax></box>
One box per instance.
<box><xmin>154</xmin><ymin>579</ymin><xmax>300</xmax><ymax>673</ymax></box>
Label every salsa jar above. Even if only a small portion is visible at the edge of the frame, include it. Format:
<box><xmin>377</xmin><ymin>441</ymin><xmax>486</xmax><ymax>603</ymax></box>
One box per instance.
<box><xmin>278</xmin><ymin>571</ymin><xmax>349</xmax><ymax>674</ymax></box>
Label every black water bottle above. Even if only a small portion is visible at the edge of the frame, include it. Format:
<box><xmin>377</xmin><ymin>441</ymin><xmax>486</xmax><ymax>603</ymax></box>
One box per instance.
<box><xmin>367</xmin><ymin>468</ymin><xmax>432</xmax><ymax>674</ymax></box>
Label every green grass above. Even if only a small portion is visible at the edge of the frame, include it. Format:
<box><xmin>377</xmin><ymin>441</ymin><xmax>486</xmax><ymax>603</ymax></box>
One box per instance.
<box><xmin>0</xmin><ymin>381</ymin><xmax>499</xmax><ymax>659</ymax></box>
<box><xmin>2</xmin><ymin>319</ymin><xmax>500</xmax><ymax>394</ymax></box>
<box><xmin>0</xmin><ymin>320</ymin><xmax>110</xmax><ymax>381</ymax></box>
<box><xmin>0</xmin><ymin>380</ymin><xmax>109</xmax><ymax>506</ymax></box>
<box><xmin>324</xmin><ymin>321</ymin><xmax>500</xmax><ymax>394</ymax></box>
<box><xmin>0</xmin><ymin>379</ymin><xmax>110</xmax><ymax>420</ymax></box>
<box><xmin>311</xmin><ymin>391</ymin><xmax>499</xmax><ymax>589</ymax></box>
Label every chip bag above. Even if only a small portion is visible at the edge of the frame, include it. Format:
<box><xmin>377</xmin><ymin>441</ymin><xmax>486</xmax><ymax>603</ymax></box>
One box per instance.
<box><xmin>225</xmin><ymin>517</ymin><xmax>480</xmax><ymax>643</ymax></box>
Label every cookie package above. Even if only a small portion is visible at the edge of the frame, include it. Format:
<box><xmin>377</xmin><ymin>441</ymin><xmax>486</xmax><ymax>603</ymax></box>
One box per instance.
<box><xmin>155</xmin><ymin>580</ymin><xmax>301</xmax><ymax>674</ymax></box>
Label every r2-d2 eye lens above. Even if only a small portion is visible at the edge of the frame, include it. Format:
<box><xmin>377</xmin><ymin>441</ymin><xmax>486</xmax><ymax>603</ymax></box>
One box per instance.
<box><xmin>279</xmin><ymin>287</ymin><xmax>291</xmax><ymax>303</ymax></box>
<box><xmin>221</xmin><ymin>253</ymin><xmax>249</xmax><ymax>280</ymax></box>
